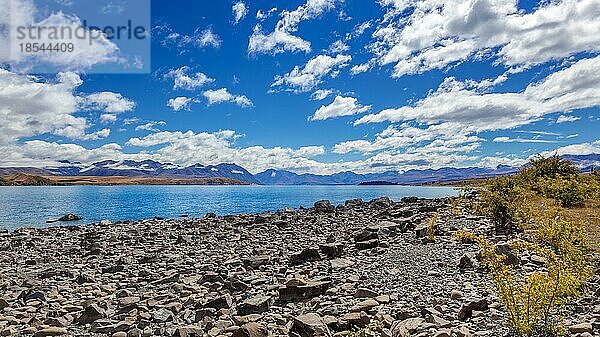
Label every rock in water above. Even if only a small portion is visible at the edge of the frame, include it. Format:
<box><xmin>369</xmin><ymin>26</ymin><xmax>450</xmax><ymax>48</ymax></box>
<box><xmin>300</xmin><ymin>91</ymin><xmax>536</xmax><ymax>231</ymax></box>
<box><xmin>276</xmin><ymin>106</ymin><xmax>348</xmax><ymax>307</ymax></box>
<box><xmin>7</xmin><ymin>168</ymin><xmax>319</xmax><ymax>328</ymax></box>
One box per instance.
<box><xmin>58</xmin><ymin>214</ymin><xmax>81</xmax><ymax>222</ymax></box>
<box><xmin>290</xmin><ymin>313</ymin><xmax>331</xmax><ymax>337</ymax></box>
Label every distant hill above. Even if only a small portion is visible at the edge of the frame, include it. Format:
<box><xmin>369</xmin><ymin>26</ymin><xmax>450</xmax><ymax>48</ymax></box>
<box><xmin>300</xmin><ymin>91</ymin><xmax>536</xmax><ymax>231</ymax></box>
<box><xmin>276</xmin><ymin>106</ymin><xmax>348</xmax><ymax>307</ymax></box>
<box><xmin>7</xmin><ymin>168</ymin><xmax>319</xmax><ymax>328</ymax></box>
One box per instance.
<box><xmin>0</xmin><ymin>154</ymin><xmax>598</xmax><ymax>185</ymax></box>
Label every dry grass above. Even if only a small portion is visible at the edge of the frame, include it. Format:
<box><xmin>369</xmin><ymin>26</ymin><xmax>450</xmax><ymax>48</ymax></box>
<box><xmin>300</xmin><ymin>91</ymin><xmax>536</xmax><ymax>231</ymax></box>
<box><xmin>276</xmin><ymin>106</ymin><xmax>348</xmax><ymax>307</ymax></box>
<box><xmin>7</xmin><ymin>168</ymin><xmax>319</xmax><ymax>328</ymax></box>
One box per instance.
<box><xmin>563</xmin><ymin>199</ymin><xmax>600</xmax><ymax>252</ymax></box>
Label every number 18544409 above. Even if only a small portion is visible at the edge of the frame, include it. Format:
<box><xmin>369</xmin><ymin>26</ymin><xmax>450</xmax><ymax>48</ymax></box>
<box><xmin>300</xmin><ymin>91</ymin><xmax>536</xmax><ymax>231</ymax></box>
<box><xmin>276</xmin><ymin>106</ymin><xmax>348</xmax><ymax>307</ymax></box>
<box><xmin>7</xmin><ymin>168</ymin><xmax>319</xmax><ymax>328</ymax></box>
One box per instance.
<box><xmin>19</xmin><ymin>43</ymin><xmax>75</xmax><ymax>53</ymax></box>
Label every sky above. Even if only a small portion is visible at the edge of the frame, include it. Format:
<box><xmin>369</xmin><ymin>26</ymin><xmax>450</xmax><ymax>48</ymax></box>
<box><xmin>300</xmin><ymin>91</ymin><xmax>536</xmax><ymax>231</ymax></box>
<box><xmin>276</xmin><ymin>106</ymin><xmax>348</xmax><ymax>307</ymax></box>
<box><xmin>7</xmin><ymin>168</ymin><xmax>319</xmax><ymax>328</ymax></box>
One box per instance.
<box><xmin>1</xmin><ymin>0</ymin><xmax>599</xmax><ymax>174</ymax></box>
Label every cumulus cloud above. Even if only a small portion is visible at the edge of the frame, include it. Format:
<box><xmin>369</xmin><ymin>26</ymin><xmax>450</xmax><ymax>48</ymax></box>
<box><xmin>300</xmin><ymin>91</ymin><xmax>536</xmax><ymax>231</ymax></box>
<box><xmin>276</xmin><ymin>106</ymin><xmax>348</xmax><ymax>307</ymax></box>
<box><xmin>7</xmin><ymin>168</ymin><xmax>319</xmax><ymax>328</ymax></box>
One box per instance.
<box><xmin>328</xmin><ymin>40</ymin><xmax>350</xmax><ymax>53</ymax></box>
<box><xmin>0</xmin><ymin>69</ymin><xmax>111</xmax><ymax>142</ymax></box>
<box><xmin>539</xmin><ymin>140</ymin><xmax>600</xmax><ymax>157</ymax></box>
<box><xmin>167</xmin><ymin>97</ymin><xmax>193</xmax><ymax>111</ymax></box>
<box><xmin>135</xmin><ymin>121</ymin><xmax>167</xmax><ymax>132</ymax></box>
<box><xmin>203</xmin><ymin>88</ymin><xmax>253</xmax><ymax>107</ymax></box>
<box><xmin>311</xmin><ymin>96</ymin><xmax>371</xmax><ymax>121</ymax></box>
<box><xmin>248</xmin><ymin>0</ymin><xmax>337</xmax><ymax>54</ymax></box>
<box><xmin>556</xmin><ymin>115</ymin><xmax>581</xmax><ymax>123</ymax></box>
<box><xmin>232</xmin><ymin>1</ymin><xmax>249</xmax><ymax>24</ymax></box>
<box><xmin>1</xmin><ymin>0</ymin><xmax>120</xmax><ymax>71</ymax></box>
<box><xmin>311</xmin><ymin>89</ymin><xmax>334</xmax><ymax>100</ymax></box>
<box><xmin>256</xmin><ymin>7</ymin><xmax>278</xmax><ymax>20</ymax></box>
<box><xmin>165</xmin><ymin>66</ymin><xmax>214</xmax><ymax>90</ymax></box>
<box><xmin>333</xmin><ymin>123</ymin><xmax>482</xmax><ymax>155</ymax></box>
<box><xmin>272</xmin><ymin>54</ymin><xmax>351</xmax><ymax>92</ymax></box>
<box><xmin>125</xmin><ymin>130</ymin><xmax>330</xmax><ymax>173</ymax></box>
<box><xmin>79</xmin><ymin>92</ymin><xmax>136</xmax><ymax>113</ymax></box>
<box><xmin>493</xmin><ymin>136</ymin><xmax>555</xmax><ymax>143</ymax></box>
<box><xmin>370</xmin><ymin>0</ymin><xmax>600</xmax><ymax>77</ymax></box>
<box><xmin>0</xmin><ymin>141</ymin><xmax>128</xmax><ymax>168</ymax></box>
<box><xmin>355</xmin><ymin>55</ymin><xmax>600</xmax><ymax>133</ymax></box>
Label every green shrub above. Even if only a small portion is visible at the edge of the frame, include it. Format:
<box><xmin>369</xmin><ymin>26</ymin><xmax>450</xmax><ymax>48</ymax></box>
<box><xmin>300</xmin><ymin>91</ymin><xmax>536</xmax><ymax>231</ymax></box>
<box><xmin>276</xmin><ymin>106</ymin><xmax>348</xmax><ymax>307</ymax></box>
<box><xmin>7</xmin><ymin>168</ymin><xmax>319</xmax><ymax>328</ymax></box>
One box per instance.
<box><xmin>520</xmin><ymin>155</ymin><xmax>579</xmax><ymax>180</ymax></box>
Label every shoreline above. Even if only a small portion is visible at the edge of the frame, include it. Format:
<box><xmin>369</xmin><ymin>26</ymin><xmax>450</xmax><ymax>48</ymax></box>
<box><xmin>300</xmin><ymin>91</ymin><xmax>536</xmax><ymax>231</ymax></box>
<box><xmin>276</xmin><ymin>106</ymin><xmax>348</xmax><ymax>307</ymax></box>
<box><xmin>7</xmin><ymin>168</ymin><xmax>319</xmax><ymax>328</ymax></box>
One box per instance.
<box><xmin>0</xmin><ymin>197</ymin><xmax>596</xmax><ymax>336</ymax></box>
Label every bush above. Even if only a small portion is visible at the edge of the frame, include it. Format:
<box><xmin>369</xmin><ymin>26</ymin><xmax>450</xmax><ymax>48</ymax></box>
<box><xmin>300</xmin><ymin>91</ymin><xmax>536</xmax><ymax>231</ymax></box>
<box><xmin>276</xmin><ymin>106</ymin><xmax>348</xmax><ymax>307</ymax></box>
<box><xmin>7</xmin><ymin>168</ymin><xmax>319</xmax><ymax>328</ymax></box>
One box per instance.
<box><xmin>520</xmin><ymin>155</ymin><xmax>579</xmax><ymax>180</ymax></box>
<box><xmin>455</xmin><ymin>214</ymin><xmax>591</xmax><ymax>336</ymax></box>
<box><xmin>532</xmin><ymin>176</ymin><xmax>586</xmax><ymax>207</ymax></box>
<box><xmin>461</xmin><ymin>155</ymin><xmax>594</xmax><ymax>335</ymax></box>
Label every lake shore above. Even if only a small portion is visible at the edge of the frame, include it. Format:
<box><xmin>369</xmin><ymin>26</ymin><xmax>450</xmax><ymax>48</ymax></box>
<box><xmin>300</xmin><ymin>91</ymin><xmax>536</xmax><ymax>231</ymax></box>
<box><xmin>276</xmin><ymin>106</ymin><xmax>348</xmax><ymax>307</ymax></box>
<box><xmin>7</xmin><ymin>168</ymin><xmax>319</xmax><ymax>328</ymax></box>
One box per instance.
<box><xmin>0</xmin><ymin>197</ymin><xmax>597</xmax><ymax>337</ymax></box>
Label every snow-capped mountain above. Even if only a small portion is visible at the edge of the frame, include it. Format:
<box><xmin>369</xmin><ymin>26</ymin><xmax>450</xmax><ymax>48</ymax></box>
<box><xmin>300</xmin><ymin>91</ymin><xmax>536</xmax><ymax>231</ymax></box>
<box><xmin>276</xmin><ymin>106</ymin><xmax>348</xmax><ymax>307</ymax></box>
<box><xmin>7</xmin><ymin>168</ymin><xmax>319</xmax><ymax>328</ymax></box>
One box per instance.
<box><xmin>1</xmin><ymin>154</ymin><xmax>597</xmax><ymax>185</ymax></box>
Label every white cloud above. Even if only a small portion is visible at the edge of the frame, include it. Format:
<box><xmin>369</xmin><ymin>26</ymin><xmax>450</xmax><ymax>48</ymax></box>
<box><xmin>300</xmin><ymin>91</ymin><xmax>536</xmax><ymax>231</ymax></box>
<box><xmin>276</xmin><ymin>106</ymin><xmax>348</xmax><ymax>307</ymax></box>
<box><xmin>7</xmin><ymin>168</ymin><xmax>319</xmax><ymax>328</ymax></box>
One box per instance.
<box><xmin>256</xmin><ymin>7</ymin><xmax>278</xmax><ymax>20</ymax></box>
<box><xmin>350</xmin><ymin>63</ymin><xmax>371</xmax><ymax>75</ymax></box>
<box><xmin>167</xmin><ymin>97</ymin><xmax>193</xmax><ymax>111</ymax></box>
<box><xmin>311</xmin><ymin>96</ymin><xmax>371</xmax><ymax>121</ymax></box>
<box><xmin>333</xmin><ymin>123</ymin><xmax>482</xmax><ymax>155</ymax></box>
<box><xmin>311</xmin><ymin>89</ymin><xmax>334</xmax><ymax>100</ymax></box>
<box><xmin>248</xmin><ymin>0</ymin><xmax>337</xmax><ymax>54</ymax></box>
<box><xmin>135</xmin><ymin>121</ymin><xmax>166</xmax><ymax>132</ymax></box>
<box><xmin>100</xmin><ymin>114</ymin><xmax>117</xmax><ymax>123</ymax></box>
<box><xmin>1</xmin><ymin>0</ymin><xmax>120</xmax><ymax>72</ymax></box>
<box><xmin>539</xmin><ymin>140</ymin><xmax>600</xmax><ymax>157</ymax></box>
<box><xmin>203</xmin><ymin>88</ymin><xmax>253</xmax><ymax>107</ymax></box>
<box><xmin>232</xmin><ymin>1</ymin><xmax>249</xmax><ymax>24</ymax></box>
<box><xmin>328</xmin><ymin>40</ymin><xmax>349</xmax><ymax>53</ymax></box>
<box><xmin>156</xmin><ymin>25</ymin><xmax>221</xmax><ymax>51</ymax></box>
<box><xmin>493</xmin><ymin>137</ymin><xmax>555</xmax><ymax>143</ymax></box>
<box><xmin>272</xmin><ymin>54</ymin><xmax>351</xmax><ymax>92</ymax></box>
<box><xmin>0</xmin><ymin>69</ymin><xmax>110</xmax><ymax>142</ymax></box>
<box><xmin>356</xmin><ymin>55</ymin><xmax>600</xmax><ymax>133</ymax></box>
<box><xmin>370</xmin><ymin>0</ymin><xmax>600</xmax><ymax>77</ymax></box>
<box><xmin>80</xmin><ymin>92</ymin><xmax>136</xmax><ymax>113</ymax></box>
<box><xmin>0</xmin><ymin>141</ymin><xmax>128</xmax><ymax>168</ymax></box>
<box><xmin>556</xmin><ymin>115</ymin><xmax>581</xmax><ymax>123</ymax></box>
<box><xmin>125</xmin><ymin>130</ymin><xmax>330</xmax><ymax>173</ymax></box>
<box><xmin>165</xmin><ymin>66</ymin><xmax>214</xmax><ymax>90</ymax></box>
<box><xmin>195</xmin><ymin>27</ymin><xmax>221</xmax><ymax>48</ymax></box>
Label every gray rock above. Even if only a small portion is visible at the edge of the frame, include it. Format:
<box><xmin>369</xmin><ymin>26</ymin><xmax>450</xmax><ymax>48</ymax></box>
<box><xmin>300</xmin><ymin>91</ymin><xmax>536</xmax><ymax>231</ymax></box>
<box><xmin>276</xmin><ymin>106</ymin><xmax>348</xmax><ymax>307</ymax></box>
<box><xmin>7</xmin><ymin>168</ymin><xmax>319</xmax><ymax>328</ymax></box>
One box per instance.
<box><xmin>77</xmin><ymin>304</ymin><xmax>106</xmax><ymax>324</ymax></box>
<box><xmin>237</xmin><ymin>295</ymin><xmax>272</xmax><ymax>316</ymax></box>
<box><xmin>290</xmin><ymin>313</ymin><xmax>331</xmax><ymax>337</ymax></box>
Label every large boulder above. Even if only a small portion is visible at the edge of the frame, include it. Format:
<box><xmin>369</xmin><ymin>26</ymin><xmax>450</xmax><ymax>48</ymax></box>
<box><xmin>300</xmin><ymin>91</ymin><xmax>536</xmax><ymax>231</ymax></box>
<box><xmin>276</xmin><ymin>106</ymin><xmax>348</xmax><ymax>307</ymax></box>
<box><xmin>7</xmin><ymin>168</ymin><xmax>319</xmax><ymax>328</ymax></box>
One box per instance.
<box><xmin>458</xmin><ymin>298</ymin><xmax>489</xmax><ymax>320</ymax></box>
<box><xmin>318</xmin><ymin>243</ymin><xmax>344</xmax><ymax>259</ymax></box>
<box><xmin>289</xmin><ymin>247</ymin><xmax>322</xmax><ymax>265</ymax></box>
<box><xmin>173</xmin><ymin>326</ymin><xmax>204</xmax><ymax>337</ymax></box>
<box><xmin>77</xmin><ymin>304</ymin><xmax>106</xmax><ymax>324</ymax></box>
<box><xmin>278</xmin><ymin>280</ymin><xmax>331</xmax><ymax>301</ymax></box>
<box><xmin>232</xmin><ymin>322</ymin><xmax>268</xmax><ymax>337</ymax></box>
<box><xmin>370</xmin><ymin>197</ymin><xmax>393</xmax><ymax>208</ymax></box>
<box><xmin>237</xmin><ymin>295</ymin><xmax>272</xmax><ymax>315</ymax></box>
<box><xmin>290</xmin><ymin>313</ymin><xmax>331</xmax><ymax>337</ymax></box>
<box><xmin>391</xmin><ymin>318</ymin><xmax>424</xmax><ymax>337</ymax></box>
<box><xmin>314</xmin><ymin>200</ymin><xmax>335</xmax><ymax>213</ymax></box>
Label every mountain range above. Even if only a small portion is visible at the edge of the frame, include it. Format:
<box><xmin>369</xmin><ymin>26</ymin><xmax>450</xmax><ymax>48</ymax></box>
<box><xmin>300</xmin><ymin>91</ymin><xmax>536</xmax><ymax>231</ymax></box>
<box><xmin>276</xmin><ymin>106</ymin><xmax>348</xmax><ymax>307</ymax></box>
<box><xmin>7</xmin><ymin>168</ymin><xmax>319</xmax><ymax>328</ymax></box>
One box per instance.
<box><xmin>0</xmin><ymin>154</ymin><xmax>598</xmax><ymax>185</ymax></box>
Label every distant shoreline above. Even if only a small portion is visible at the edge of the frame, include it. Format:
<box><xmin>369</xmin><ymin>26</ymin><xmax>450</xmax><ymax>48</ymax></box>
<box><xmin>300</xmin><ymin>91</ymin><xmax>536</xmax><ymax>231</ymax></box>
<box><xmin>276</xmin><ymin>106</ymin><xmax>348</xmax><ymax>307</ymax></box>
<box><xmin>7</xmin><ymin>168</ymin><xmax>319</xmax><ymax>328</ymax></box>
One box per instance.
<box><xmin>0</xmin><ymin>174</ymin><xmax>250</xmax><ymax>186</ymax></box>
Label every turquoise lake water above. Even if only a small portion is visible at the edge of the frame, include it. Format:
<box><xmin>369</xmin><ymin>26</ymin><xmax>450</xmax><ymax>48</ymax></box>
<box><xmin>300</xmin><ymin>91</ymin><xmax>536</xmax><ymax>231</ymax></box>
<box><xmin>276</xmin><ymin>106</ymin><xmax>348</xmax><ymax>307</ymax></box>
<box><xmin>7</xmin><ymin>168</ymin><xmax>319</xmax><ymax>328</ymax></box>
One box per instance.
<box><xmin>0</xmin><ymin>185</ymin><xmax>457</xmax><ymax>230</ymax></box>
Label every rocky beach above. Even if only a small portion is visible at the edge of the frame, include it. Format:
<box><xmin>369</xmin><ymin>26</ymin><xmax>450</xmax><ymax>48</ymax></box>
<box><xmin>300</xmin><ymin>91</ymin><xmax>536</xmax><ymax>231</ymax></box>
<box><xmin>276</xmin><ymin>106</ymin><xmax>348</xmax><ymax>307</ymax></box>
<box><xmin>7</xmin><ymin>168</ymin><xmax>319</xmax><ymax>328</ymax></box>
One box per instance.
<box><xmin>0</xmin><ymin>196</ymin><xmax>598</xmax><ymax>337</ymax></box>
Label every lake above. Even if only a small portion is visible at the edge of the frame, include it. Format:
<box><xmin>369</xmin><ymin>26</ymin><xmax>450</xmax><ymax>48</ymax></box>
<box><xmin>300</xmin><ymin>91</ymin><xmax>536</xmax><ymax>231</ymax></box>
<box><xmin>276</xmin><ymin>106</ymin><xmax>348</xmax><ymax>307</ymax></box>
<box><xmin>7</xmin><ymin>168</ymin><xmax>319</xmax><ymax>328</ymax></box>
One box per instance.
<box><xmin>0</xmin><ymin>185</ymin><xmax>457</xmax><ymax>230</ymax></box>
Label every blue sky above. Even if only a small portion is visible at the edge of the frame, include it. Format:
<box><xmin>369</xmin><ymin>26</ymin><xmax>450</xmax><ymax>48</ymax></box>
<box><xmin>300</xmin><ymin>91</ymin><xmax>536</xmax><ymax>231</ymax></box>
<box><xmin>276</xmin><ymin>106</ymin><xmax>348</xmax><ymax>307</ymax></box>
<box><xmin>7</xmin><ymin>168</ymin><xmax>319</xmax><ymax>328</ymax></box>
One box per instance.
<box><xmin>1</xmin><ymin>0</ymin><xmax>599</xmax><ymax>174</ymax></box>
